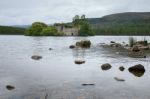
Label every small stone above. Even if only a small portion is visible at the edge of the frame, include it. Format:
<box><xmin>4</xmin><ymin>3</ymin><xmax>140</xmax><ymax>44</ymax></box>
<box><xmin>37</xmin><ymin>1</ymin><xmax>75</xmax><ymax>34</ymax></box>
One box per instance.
<box><xmin>114</xmin><ymin>77</ymin><xmax>125</xmax><ymax>82</ymax></box>
<box><xmin>6</xmin><ymin>85</ymin><xmax>15</xmax><ymax>90</ymax></box>
<box><xmin>49</xmin><ymin>48</ymin><xmax>53</xmax><ymax>50</ymax></box>
<box><xmin>101</xmin><ymin>63</ymin><xmax>112</xmax><ymax>70</ymax></box>
<box><xmin>111</xmin><ymin>41</ymin><xmax>115</xmax><ymax>43</ymax></box>
<box><xmin>75</xmin><ymin>59</ymin><xmax>85</xmax><ymax>65</ymax></box>
<box><xmin>119</xmin><ymin>66</ymin><xmax>125</xmax><ymax>71</ymax></box>
<box><xmin>82</xmin><ymin>84</ymin><xmax>95</xmax><ymax>86</ymax></box>
<box><xmin>31</xmin><ymin>55</ymin><xmax>42</xmax><ymax>60</ymax></box>
<box><xmin>69</xmin><ymin>45</ymin><xmax>75</xmax><ymax>49</ymax></box>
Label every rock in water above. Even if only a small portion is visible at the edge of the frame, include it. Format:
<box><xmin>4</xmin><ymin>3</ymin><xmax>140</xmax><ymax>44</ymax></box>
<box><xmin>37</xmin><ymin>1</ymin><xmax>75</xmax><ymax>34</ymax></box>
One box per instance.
<box><xmin>49</xmin><ymin>48</ymin><xmax>53</xmax><ymax>50</ymax></box>
<box><xmin>101</xmin><ymin>63</ymin><xmax>112</xmax><ymax>70</ymax></box>
<box><xmin>119</xmin><ymin>66</ymin><xmax>125</xmax><ymax>71</ymax></box>
<box><xmin>114</xmin><ymin>77</ymin><xmax>125</xmax><ymax>82</ymax></box>
<box><xmin>82</xmin><ymin>84</ymin><xmax>95</xmax><ymax>86</ymax></box>
<box><xmin>75</xmin><ymin>59</ymin><xmax>85</xmax><ymax>65</ymax></box>
<box><xmin>31</xmin><ymin>55</ymin><xmax>42</xmax><ymax>60</ymax></box>
<box><xmin>128</xmin><ymin>64</ymin><xmax>145</xmax><ymax>77</ymax></box>
<box><xmin>69</xmin><ymin>45</ymin><xmax>75</xmax><ymax>49</ymax></box>
<box><xmin>110</xmin><ymin>41</ymin><xmax>115</xmax><ymax>43</ymax></box>
<box><xmin>6</xmin><ymin>85</ymin><xmax>15</xmax><ymax>90</ymax></box>
<box><xmin>131</xmin><ymin>46</ymin><xmax>140</xmax><ymax>52</ymax></box>
<box><xmin>76</xmin><ymin>40</ymin><xmax>91</xmax><ymax>48</ymax></box>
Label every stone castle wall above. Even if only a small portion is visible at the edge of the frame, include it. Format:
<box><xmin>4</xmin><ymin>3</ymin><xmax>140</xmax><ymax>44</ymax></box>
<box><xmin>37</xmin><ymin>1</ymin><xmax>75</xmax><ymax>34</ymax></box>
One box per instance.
<box><xmin>55</xmin><ymin>26</ymin><xmax>79</xmax><ymax>36</ymax></box>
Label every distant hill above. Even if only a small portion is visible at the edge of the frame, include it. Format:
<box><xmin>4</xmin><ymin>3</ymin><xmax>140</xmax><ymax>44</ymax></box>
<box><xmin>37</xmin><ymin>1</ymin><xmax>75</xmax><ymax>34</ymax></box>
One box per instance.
<box><xmin>87</xmin><ymin>12</ymin><xmax>150</xmax><ymax>35</ymax></box>
<box><xmin>1</xmin><ymin>12</ymin><xmax>150</xmax><ymax>35</ymax></box>
<box><xmin>0</xmin><ymin>26</ymin><xmax>25</xmax><ymax>35</ymax></box>
<box><xmin>12</xmin><ymin>25</ymin><xmax>31</xmax><ymax>29</ymax></box>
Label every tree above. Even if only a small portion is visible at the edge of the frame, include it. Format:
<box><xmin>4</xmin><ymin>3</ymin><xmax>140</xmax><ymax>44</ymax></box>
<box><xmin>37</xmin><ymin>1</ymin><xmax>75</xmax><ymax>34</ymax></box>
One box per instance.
<box><xmin>73</xmin><ymin>15</ymin><xmax>80</xmax><ymax>26</ymax></box>
<box><xmin>25</xmin><ymin>22</ymin><xmax>48</xmax><ymax>36</ymax></box>
<box><xmin>73</xmin><ymin>15</ymin><xmax>80</xmax><ymax>22</ymax></box>
<box><xmin>81</xmin><ymin>14</ymin><xmax>86</xmax><ymax>20</ymax></box>
<box><xmin>79</xmin><ymin>21</ymin><xmax>94</xmax><ymax>36</ymax></box>
<box><xmin>41</xmin><ymin>26</ymin><xmax>60</xmax><ymax>36</ymax></box>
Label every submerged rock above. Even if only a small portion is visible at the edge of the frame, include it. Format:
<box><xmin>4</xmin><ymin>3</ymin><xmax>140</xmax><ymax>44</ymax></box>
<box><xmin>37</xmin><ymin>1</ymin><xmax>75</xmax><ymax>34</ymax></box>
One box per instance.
<box><xmin>114</xmin><ymin>77</ymin><xmax>125</xmax><ymax>82</ymax></box>
<box><xmin>82</xmin><ymin>84</ymin><xmax>95</xmax><ymax>86</ymax></box>
<box><xmin>111</xmin><ymin>41</ymin><xmax>115</xmax><ymax>43</ymax></box>
<box><xmin>6</xmin><ymin>85</ymin><xmax>15</xmax><ymax>90</ymax></box>
<box><xmin>119</xmin><ymin>66</ymin><xmax>125</xmax><ymax>71</ymax></box>
<box><xmin>31</xmin><ymin>55</ymin><xmax>42</xmax><ymax>60</ymax></box>
<box><xmin>49</xmin><ymin>48</ymin><xmax>53</xmax><ymax>50</ymax></box>
<box><xmin>69</xmin><ymin>45</ymin><xmax>76</xmax><ymax>49</ymax></box>
<box><xmin>101</xmin><ymin>63</ymin><xmax>112</xmax><ymax>70</ymax></box>
<box><xmin>75</xmin><ymin>59</ymin><xmax>85</xmax><ymax>65</ymax></box>
<box><xmin>128</xmin><ymin>64</ymin><xmax>145</xmax><ymax>77</ymax></box>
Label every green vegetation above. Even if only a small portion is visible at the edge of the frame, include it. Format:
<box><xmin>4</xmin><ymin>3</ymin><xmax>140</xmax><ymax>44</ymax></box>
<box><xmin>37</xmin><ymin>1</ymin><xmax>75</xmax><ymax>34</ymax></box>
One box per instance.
<box><xmin>79</xmin><ymin>21</ymin><xmax>94</xmax><ymax>36</ymax></box>
<box><xmin>41</xmin><ymin>26</ymin><xmax>62</xmax><ymax>36</ymax></box>
<box><xmin>25</xmin><ymin>22</ymin><xmax>61</xmax><ymax>36</ymax></box>
<box><xmin>25</xmin><ymin>22</ymin><xmax>47</xmax><ymax>36</ymax></box>
<box><xmin>73</xmin><ymin>15</ymin><xmax>94</xmax><ymax>36</ymax></box>
<box><xmin>87</xmin><ymin>12</ymin><xmax>150</xmax><ymax>35</ymax></box>
<box><xmin>93</xmin><ymin>21</ymin><xmax>150</xmax><ymax>35</ymax></box>
<box><xmin>0</xmin><ymin>26</ymin><xmax>25</xmax><ymax>35</ymax></box>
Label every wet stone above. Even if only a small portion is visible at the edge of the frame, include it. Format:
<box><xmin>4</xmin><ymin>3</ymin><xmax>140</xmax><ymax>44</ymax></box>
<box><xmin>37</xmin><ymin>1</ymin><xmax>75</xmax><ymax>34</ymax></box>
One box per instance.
<box><xmin>128</xmin><ymin>64</ymin><xmax>145</xmax><ymax>77</ymax></box>
<box><xmin>119</xmin><ymin>66</ymin><xmax>125</xmax><ymax>71</ymax></box>
<box><xmin>31</xmin><ymin>55</ymin><xmax>42</xmax><ymax>60</ymax></box>
<box><xmin>101</xmin><ymin>63</ymin><xmax>112</xmax><ymax>70</ymax></box>
<box><xmin>6</xmin><ymin>85</ymin><xmax>15</xmax><ymax>90</ymax></box>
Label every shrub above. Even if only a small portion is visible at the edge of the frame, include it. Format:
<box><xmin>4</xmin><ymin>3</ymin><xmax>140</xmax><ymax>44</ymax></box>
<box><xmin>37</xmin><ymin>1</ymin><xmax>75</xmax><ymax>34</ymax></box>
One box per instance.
<box><xmin>41</xmin><ymin>26</ymin><xmax>61</xmax><ymax>36</ymax></box>
<box><xmin>25</xmin><ymin>22</ymin><xmax>48</xmax><ymax>36</ymax></box>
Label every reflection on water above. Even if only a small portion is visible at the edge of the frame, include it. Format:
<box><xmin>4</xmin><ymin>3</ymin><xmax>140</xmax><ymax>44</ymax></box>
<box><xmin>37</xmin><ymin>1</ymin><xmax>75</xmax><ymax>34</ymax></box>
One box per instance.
<box><xmin>72</xmin><ymin>47</ymin><xmax>86</xmax><ymax>59</ymax></box>
<box><xmin>0</xmin><ymin>35</ymin><xmax>150</xmax><ymax>99</ymax></box>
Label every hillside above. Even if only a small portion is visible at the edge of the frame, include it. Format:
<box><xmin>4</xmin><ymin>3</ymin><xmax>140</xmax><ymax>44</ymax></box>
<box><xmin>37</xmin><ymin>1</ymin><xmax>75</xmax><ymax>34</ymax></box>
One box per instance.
<box><xmin>0</xmin><ymin>26</ymin><xmax>25</xmax><ymax>35</ymax></box>
<box><xmin>87</xmin><ymin>12</ymin><xmax>150</xmax><ymax>35</ymax></box>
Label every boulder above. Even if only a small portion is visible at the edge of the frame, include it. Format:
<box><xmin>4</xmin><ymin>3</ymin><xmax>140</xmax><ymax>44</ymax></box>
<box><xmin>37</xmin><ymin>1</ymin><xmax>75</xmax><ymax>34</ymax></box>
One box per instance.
<box><xmin>6</xmin><ymin>85</ymin><xmax>15</xmax><ymax>90</ymax></box>
<box><xmin>31</xmin><ymin>55</ymin><xmax>42</xmax><ymax>60</ymax></box>
<box><xmin>75</xmin><ymin>59</ymin><xmax>85</xmax><ymax>65</ymax></box>
<box><xmin>101</xmin><ymin>63</ymin><xmax>112</xmax><ymax>70</ymax></box>
<box><xmin>139</xmin><ymin>46</ymin><xmax>149</xmax><ymax>50</ymax></box>
<box><xmin>128</xmin><ymin>64</ymin><xmax>145</xmax><ymax>77</ymax></box>
<box><xmin>76</xmin><ymin>40</ymin><xmax>91</xmax><ymax>48</ymax></box>
<box><xmin>131</xmin><ymin>46</ymin><xmax>140</xmax><ymax>52</ymax></box>
<box><xmin>69</xmin><ymin>45</ymin><xmax>76</xmax><ymax>49</ymax></box>
<box><xmin>119</xmin><ymin>66</ymin><xmax>125</xmax><ymax>71</ymax></box>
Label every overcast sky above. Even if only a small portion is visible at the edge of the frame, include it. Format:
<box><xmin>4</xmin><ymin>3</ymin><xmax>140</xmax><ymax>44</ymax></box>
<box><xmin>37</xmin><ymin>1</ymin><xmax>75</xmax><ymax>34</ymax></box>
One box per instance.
<box><xmin>0</xmin><ymin>0</ymin><xmax>150</xmax><ymax>25</ymax></box>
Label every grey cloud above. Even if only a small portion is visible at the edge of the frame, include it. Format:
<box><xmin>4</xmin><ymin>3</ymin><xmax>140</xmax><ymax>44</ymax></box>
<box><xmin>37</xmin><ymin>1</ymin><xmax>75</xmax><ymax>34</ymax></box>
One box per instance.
<box><xmin>0</xmin><ymin>0</ymin><xmax>150</xmax><ymax>25</ymax></box>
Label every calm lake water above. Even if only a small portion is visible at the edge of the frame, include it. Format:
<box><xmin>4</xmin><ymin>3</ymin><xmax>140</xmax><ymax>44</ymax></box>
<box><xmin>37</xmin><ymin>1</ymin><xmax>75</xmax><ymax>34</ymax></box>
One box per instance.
<box><xmin>0</xmin><ymin>35</ymin><xmax>150</xmax><ymax>99</ymax></box>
